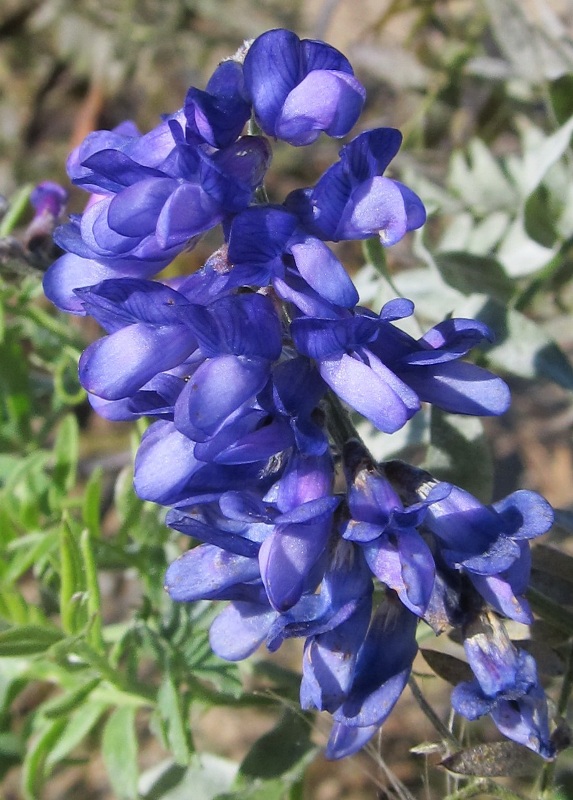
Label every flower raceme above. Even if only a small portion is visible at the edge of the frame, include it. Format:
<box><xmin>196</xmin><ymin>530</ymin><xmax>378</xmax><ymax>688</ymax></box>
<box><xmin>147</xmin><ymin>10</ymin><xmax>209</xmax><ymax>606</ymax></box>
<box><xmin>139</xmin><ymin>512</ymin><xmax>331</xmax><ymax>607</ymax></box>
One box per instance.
<box><xmin>43</xmin><ymin>27</ymin><xmax>556</xmax><ymax>762</ymax></box>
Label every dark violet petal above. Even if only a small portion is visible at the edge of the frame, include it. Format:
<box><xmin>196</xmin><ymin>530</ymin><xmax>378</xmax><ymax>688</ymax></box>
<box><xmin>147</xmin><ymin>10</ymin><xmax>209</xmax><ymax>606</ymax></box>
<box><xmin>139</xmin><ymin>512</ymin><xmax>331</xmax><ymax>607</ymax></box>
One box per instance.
<box><xmin>491</xmin><ymin>690</ymin><xmax>555</xmax><ymax>759</ymax></box>
<box><xmin>276</xmin><ymin>495</ymin><xmax>340</xmax><ymax>525</ymax></box>
<box><xmin>210</xmin><ymin>137</ymin><xmax>271</xmax><ymax>203</ymax></box>
<box><xmin>276</xmin><ymin>71</ymin><xmax>365</xmax><ymax>146</ymax></box>
<box><xmin>335</xmin><ymin>601</ymin><xmax>418</xmax><ymax>727</ymax></box>
<box><xmin>407</xmin><ymin>318</ymin><xmax>494</xmax><ymax>365</ymax></box>
<box><xmin>211</xmin><ymin>419</ymin><xmax>295</xmax><ymax>465</ymax></box>
<box><xmin>165</xmin><ymin>508</ymin><xmax>260</xmax><ymax>558</ymax></box>
<box><xmin>228</xmin><ymin>206</ymin><xmax>297</xmax><ymax>267</ymax></box>
<box><xmin>185</xmin><ymin>61</ymin><xmax>250</xmax><ymax>148</ymax></box>
<box><xmin>340</xmin><ymin>128</ymin><xmax>403</xmax><ymax>182</ymax></box>
<box><xmin>174</xmin><ymin>354</ymin><xmax>270</xmax><ymax>440</ymax></box>
<box><xmin>289</xmin><ymin>236</ymin><xmax>359</xmax><ymax>307</ymax></box>
<box><xmin>79</xmin><ymin>149</ymin><xmax>166</xmax><ymax>191</ymax></box>
<box><xmin>291</xmin><ymin>315</ymin><xmax>366</xmax><ymax>361</ymax></box>
<box><xmin>319</xmin><ymin>353</ymin><xmax>416</xmax><ymax>433</ymax></box>
<box><xmin>79</xmin><ymin>322</ymin><xmax>196</xmax><ymax>400</ymax></box>
<box><xmin>492</xmin><ymin>490</ymin><xmax>554</xmax><ymax>540</ymax></box>
<box><xmin>165</xmin><ymin>544</ymin><xmax>260</xmax><ymax>602</ymax></box>
<box><xmin>379</xmin><ymin>298</ymin><xmax>415</xmax><ymax>322</ymax></box>
<box><xmin>209</xmin><ymin>601</ymin><xmax>276</xmax><ymax>661</ymax></box>
<box><xmin>446</xmin><ymin>534</ymin><xmax>520</xmax><ymax>576</ymax></box>
<box><xmin>451</xmin><ymin>681</ymin><xmax>495</xmax><ymax>720</ymax></box>
<box><xmin>300</xmin><ymin>606</ymin><xmax>370</xmax><ymax>711</ymax></box>
<box><xmin>207</xmin><ymin>293</ymin><xmax>282</xmax><ymax>360</ymax></box>
<box><xmin>259</xmin><ymin>520</ymin><xmax>331</xmax><ymax>611</ymax></box>
<box><xmin>76</xmin><ymin>278</ymin><xmax>193</xmax><ymax>329</ymax></box>
<box><xmin>469</xmin><ymin>572</ymin><xmax>533</xmax><ymax>624</ymax></box>
<box><xmin>301</xmin><ymin>38</ymin><xmax>355</xmax><ymax>74</ymax></box>
<box><xmin>325</xmin><ymin>722</ymin><xmax>379</xmax><ymax>760</ymax></box>
<box><xmin>274</xmin><ymin>451</ymin><xmax>334</xmax><ymax>512</ymax></box>
<box><xmin>88</xmin><ymin>393</ymin><xmax>140</xmax><ymax>421</ymax></box>
<box><xmin>364</xmin><ymin>530</ymin><xmax>434</xmax><ymax>616</ymax></box>
<box><xmin>343</xmin><ymin>520</ymin><xmax>384</xmax><ymax>543</ymax></box>
<box><xmin>243</xmin><ymin>29</ymin><xmax>301</xmax><ymax>135</ymax></box>
<box><xmin>394</xmin><ymin>181</ymin><xmax>427</xmax><ymax>232</ymax></box>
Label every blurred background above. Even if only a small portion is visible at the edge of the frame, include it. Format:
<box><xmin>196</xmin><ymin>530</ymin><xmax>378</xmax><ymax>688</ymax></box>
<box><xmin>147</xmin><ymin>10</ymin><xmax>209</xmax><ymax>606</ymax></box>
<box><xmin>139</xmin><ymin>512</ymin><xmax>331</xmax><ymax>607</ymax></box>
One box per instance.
<box><xmin>2</xmin><ymin>1</ymin><xmax>573</xmax><ymax>798</ymax></box>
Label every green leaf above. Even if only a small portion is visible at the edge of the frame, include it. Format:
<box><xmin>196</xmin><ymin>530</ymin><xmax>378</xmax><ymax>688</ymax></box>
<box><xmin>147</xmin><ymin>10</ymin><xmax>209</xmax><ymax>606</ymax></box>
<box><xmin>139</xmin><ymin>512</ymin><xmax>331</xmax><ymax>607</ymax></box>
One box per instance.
<box><xmin>524</xmin><ymin>184</ymin><xmax>559</xmax><ymax>247</ymax></box>
<box><xmin>80</xmin><ymin>528</ymin><xmax>104</xmax><ymax>652</ymax></box>
<box><xmin>82</xmin><ymin>466</ymin><xmax>103</xmax><ymax>538</ymax></box>
<box><xmin>4</xmin><ymin>529</ymin><xmax>59</xmax><ymax>583</ymax></box>
<box><xmin>140</xmin><ymin>754</ymin><xmax>237</xmax><ymax>800</ymax></box>
<box><xmin>50</xmin><ymin>413</ymin><xmax>80</xmax><ymax>497</ymax></box>
<box><xmin>0</xmin><ymin>625</ymin><xmax>63</xmax><ymax>656</ymax></box>
<box><xmin>527</xmin><ymin>587</ymin><xmax>573</xmax><ymax>636</ymax></box>
<box><xmin>59</xmin><ymin>517</ymin><xmax>86</xmax><ymax>635</ymax></box>
<box><xmin>157</xmin><ymin>670</ymin><xmax>192</xmax><ymax>765</ymax></box>
<box><xmin>46</xmin><ymin>700</ymin><xmax>108</xmax><ymax>768</ymax></box>
<box><xmin>22</xmin><ymin>718</ymin><xmax>67</xmax><ymax>800</ymax></box>
<box><xmin>550</xmin><ymin>74</ymin><xmax>573</xmax><ymax>124</ymax></box>
<box><xmin>434</xmin><ymin>252</ymin><xmax>514</xmax><ymax>303</ymax></box>
<box><xmin>102</xmin><ymin>706</ymin><xmax>139</xmax><ymax>800</ymax></box>
<box><xmin>43</xmin><ymin>676</ymin><xmax>102</xmax><ymax>718</ymax></box>
<box><xmin>238</xmin><ymin>709</ymin><xmax>315</xmax><ymax>782</ymax></box>
<box><xmin>424</xmin><ymin>409</ymin><xmax>492</xmax><ymax>502</ymax></box>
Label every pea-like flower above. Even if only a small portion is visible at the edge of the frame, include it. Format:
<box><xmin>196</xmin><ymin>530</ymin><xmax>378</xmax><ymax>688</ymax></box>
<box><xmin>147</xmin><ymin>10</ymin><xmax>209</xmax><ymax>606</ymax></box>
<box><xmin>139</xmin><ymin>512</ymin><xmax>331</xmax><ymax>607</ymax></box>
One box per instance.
<box><xmin>243</xmin><ymin>28</ymin><xmax>366</xmax><ymax>146</ymax></box>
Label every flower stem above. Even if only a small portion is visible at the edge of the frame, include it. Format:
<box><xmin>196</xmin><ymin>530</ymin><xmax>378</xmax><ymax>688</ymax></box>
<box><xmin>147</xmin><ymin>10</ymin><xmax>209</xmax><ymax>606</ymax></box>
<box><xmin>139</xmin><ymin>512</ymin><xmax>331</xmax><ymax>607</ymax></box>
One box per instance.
<box><xmin>408</xmin><ymin>675</ymin><xmax>461</xmax><ymax>749</ymax></box>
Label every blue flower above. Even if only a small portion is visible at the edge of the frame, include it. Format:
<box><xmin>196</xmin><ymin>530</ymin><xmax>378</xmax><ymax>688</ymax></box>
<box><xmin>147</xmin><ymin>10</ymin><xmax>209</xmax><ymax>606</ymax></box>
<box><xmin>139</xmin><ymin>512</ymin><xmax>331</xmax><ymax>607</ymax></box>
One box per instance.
<box><xmin>326</xmin><ymin>596</ymin><xmax>419</xmax><ymax>759</ymax></box>
<box><xmin>342</xmin><ymin>440</ymin><xmax>448</xmax><ymax>616</ymax></box>
<box><xmin>243</xmin><ymin>29</ymin><xmax>365</xmax><ymax>146</ymax></box>
<box><xmin>227</xmin><ymin>205</ymin><xmax>359</xmax><ymax>311</ymax></box>
<box><xmin>286</xmin><ymin>128</ymin><xmax>426</xmax><ymax>244</ymax></box>
<box><xmin>451</xmin><ymin>612</ymin><xmax>555</xmax><ymax>759</ymax></box>
<box><xmin>423</xmin><ymin>484</ymin><xmax>553</xmax><ymax>623</ymax></box>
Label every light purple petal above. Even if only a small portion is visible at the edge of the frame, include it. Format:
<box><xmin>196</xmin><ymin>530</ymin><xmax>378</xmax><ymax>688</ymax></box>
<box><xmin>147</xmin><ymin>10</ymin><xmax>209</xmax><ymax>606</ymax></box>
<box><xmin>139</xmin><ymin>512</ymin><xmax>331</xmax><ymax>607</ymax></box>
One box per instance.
<box><xmin>209</xmin><ymin>602</ymin><xmax>277</xmax><ymax>661</ymax></box>
<box><xmin>79</xmin><ymin>322</ymin><xmax>196</xmax><ymax>400</ymax></box>
<box><xmin>319</xmin><ymin>353</ymin><xmax>417</xmax><ymax>433</ymax></box>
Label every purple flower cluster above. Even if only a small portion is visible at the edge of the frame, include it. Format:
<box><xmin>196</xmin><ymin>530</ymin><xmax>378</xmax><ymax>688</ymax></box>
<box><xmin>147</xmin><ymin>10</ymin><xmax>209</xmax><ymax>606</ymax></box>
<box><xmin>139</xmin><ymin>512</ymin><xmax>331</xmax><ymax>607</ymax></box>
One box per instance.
<box><xmin>44</xmin><ymin>29</ymin><xmax>555</xmax><ymax>760</ymax></box>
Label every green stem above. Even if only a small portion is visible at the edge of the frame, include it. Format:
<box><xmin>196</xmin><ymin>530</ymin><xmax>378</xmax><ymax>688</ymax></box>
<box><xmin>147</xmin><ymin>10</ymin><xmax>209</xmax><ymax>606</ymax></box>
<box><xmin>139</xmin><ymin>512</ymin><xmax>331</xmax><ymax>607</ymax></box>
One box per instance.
<box><xmin>0</xmin><ymin>184</ymin><xmax>33</xmax><ymax>236</ymax></box>
<box><xmin>538</xmin><ymin>638</ymin><xmax>573</xmax><ymax>798</ymax></box>
<box><xmin>408</xmin><ymin>675</ymin><xmax>461</xmax><ymax>749</ymax></box>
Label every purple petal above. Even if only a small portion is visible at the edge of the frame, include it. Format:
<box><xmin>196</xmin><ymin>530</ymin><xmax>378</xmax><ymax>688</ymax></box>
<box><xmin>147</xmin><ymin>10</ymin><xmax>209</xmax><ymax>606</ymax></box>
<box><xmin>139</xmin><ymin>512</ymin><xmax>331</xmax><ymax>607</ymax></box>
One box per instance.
<box><xmin>133</xmin><ymin>420</ymin><xmax>201</xmax><ymax>505</ymax></box>
<box><xmin>289</xmin><ymin>236</ymin><xmax>359</xmax><ymax>307</ymax></box>
<box><xmin>492</xmin><ymin>490</ymin><xmax>554</xmax><ymax>540</ymax></box>
<box><xmin>276</xmin><ymin>71</ymin><xmax>365</xmax><ymax>145</ymax></box>
<box><xmin>174</xmin><ymin>355</ymin><xmax>270</xmax><ymax>440</ymax></box>
<box><xmin>209</xmin><ymin>601</ymin><xmax>276</xmax><ymax>661</ymax></box>
<box><xmin>243</xmin><ymin>29</ymin><xmax>302</xmax><ymax>135</ymax></box>
<box><xmin>259</xmin><ymin>520</ymin><xmax>331</xmax><ymax>611</ymax></box>
<box><xmin>107</xmin><ymin>178</ymin><xmax>176</xmax><ymax>237</ymax></box>
<box><xmin>325</xmin><ymin>722</ymin><xmax>379</xmax><ymax>760</ymax></box>
<box><xmin>364</xmin><ymin>530</ymin><xmax>435</xmax><ymax>615</ymax></box>
<box><xmin>79</xmin><ymin>323</ymin><xmax>196</xmax><ymax>400</ymax></box>
<box><xmin>156</xmin><ymin>182</ymin><xmax>222</xmax><ymax>248</ymax></box>
<box><xmin>319</xmin><ymin>353</ymin><xmax>417</xmax><ymax>433</ymax></box>
<box><xmin>399</xmin><ymin>361</ymin><xmax>511</xmax><ymax>417</ymax></box>
<box><xmin>165</xmin><ymin>544</ymin><xmax>260</xmax><ymax>602</ymax></box>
